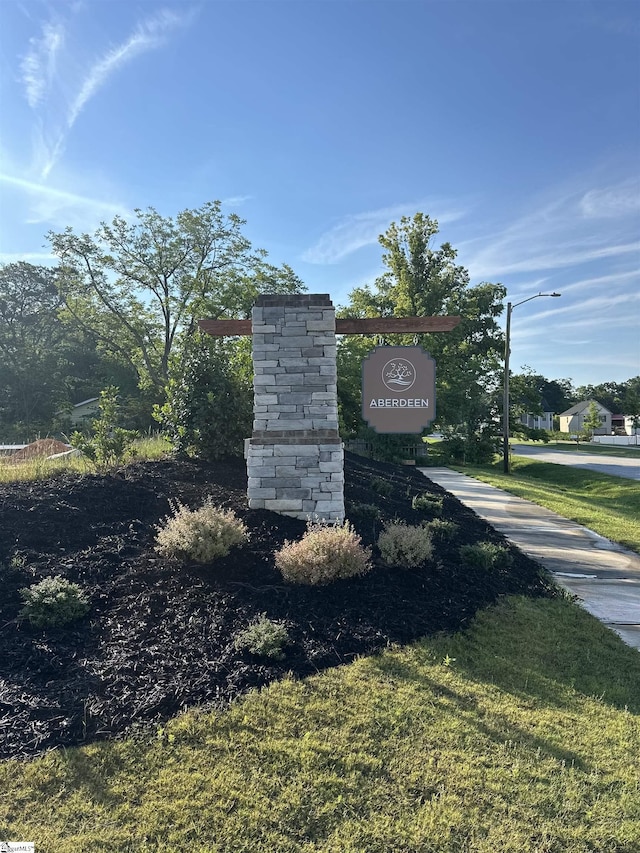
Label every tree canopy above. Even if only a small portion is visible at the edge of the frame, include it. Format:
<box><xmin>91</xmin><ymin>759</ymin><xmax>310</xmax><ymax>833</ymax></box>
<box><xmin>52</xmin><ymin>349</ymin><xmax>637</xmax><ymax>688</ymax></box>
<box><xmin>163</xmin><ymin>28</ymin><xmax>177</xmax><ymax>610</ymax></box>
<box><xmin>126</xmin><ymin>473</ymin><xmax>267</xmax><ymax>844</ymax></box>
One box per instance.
<box><xmin>337</xmin><ymin>213</ymin><xmax>506</xmax><ymax>459</ymax></box>
<box><xmin>49</xmin><ymin>201</ymin><xmax>304</xmax><ymax>395</ymax></box>
<box><xmin>0</xmin><ymin>262</ymin><xmax>138</xmax><ymax>439</ymax></box>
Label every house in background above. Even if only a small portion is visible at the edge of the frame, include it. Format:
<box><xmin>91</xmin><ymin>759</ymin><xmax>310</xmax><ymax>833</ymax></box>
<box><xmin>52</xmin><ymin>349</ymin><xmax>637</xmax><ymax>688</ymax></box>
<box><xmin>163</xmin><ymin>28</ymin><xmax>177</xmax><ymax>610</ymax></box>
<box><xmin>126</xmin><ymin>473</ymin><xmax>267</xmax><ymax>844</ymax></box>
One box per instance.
<box><xmin>69</xmin><ymin>397</ymin><xmax>100</xmax><ymax>428</ymax></box>
<box><xmin>611</xmin><ymin>413</ymin><xmax>640</xmax><ymax>436</ymax></box>
<box><xmin>558</xmin><ymin>400</ymin><xmax>611</xmax><ymax>435</ymax></box>
<box><xmin>518</xmin><ymin>398</ymin><xmax>554</xmax><ymax>432</ymax></box>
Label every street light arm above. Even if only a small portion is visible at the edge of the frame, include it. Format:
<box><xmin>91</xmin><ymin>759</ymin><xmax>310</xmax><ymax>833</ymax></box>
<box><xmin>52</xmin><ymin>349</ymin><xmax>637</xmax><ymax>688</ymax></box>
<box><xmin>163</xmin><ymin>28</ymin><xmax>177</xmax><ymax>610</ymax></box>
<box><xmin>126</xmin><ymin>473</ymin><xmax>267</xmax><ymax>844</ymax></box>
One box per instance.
<box><xmin>511</xmin><ymin>291</ymin><xmax>561</xmax><ymax>311</ymax></box>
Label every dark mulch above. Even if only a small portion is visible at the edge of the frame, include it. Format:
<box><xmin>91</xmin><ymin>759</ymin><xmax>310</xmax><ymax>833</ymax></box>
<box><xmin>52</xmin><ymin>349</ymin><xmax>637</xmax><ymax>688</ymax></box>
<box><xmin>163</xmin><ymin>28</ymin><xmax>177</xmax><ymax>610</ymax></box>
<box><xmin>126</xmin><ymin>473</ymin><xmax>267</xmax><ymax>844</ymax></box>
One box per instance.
<box><xmin>0</xmin><ymin>452</ymin><xmax>553</xmax><ymax>760</ymax></box>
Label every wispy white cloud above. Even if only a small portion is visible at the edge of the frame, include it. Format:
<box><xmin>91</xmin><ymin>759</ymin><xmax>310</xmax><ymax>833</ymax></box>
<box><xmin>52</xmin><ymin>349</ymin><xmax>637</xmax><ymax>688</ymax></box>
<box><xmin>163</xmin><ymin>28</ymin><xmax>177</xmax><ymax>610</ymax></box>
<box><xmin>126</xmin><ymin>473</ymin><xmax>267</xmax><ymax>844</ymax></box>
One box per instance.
<box><xmin>0</xmin><ymin>172</ymin><xmax>132</xmax><ymax>228</ymax></box>
<box><xmin>0</xmin><ymin>251</ymin><xmax>57</xmax><ymax>265</ymax></box>
<box><xmin>303</xmin><ymin>203</ymin><xmax>468</xmax><ymax>264</ymax></box>
<box><xmin>466</xmin><ymin>178</ymin><xmax>640</xmax><ymax>281</ymax></box>
<box><xmin>221</xmin><ymin>195</ymin><xmax>253</xmax><ymax>207</ymax></box>
<box><xmin>66</xmin><ymin>9</ymin><xmax>190</xmax><ymax>130</ymax></box>
<box><xmin>17</xmin><ymin>7</ymin><xmax>194</xmax><ymax>179</ymax></box>
<box><xmin>20</xmin><ymin>20</ymin><xmax>65</xmax><ymax>108</ymax></box>
<box><xmin>579</xmin><ymin>179</ymin><xmax>640</xmax><ymax>219</ymax></box>
<box><xmin>551</xmin><ymin>268</ymin><xmax>639</xmax><ymax>297</ymax></box>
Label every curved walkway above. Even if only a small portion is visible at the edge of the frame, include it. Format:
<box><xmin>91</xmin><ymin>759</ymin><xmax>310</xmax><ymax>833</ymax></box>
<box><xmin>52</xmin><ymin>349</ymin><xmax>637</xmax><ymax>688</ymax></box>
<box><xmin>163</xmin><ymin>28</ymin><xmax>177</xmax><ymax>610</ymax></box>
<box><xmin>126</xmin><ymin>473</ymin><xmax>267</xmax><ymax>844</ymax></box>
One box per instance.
<box><xmin>420</xmin><ymin>467</ymin><xmax>640</xmax><ymax>651</ymax></box>
<box><xmin>511</xmin><ymin>443</ymin><xmax>640</xmax><ymax>481</ymax></box>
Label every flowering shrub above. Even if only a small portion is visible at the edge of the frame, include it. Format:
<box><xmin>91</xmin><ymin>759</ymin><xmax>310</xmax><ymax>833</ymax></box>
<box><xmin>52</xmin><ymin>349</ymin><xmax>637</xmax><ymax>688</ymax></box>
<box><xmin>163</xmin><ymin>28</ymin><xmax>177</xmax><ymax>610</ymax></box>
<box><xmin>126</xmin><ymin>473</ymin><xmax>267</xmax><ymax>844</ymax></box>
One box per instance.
<box><xmin>377</xmin><ymin>522</ymin><xmax>433</xmax><ymax>568</ymax></box>
<box><xmin>155</xmin><ymin>498</ymin><xmax>247</xmax><ymax>563</ymax></box>
<box><xmin>20</xmin><ymin>576</ymin><xmax>89</xmax><ymax>628</ymax></box>
<box><xmin>275</xmin><ymin>521</ymin><xmax>372</xmax><ymax>586</ymax></box>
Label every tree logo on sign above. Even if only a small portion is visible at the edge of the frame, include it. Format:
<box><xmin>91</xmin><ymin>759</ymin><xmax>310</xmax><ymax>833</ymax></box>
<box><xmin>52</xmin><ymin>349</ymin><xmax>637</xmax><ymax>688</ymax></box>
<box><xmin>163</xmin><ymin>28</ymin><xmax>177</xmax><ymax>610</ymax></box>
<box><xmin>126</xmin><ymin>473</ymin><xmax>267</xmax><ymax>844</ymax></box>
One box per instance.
<box><xmin>382</xmin><ymin>359</ymin><xmax>416</xmax><ymax>392</ymax></box>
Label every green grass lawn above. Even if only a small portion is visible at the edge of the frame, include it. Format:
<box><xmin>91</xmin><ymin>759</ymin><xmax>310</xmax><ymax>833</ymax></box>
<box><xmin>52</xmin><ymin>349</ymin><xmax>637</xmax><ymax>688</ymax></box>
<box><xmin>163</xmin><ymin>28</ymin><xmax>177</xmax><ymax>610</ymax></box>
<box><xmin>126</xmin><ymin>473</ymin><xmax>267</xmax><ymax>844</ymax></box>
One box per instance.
<box><xmin>516</xmin><ymin>440</ymin><xmax>640</xmax><ymax>459</ymax></box>
<box><xmin>456</xmin><ymin>457</ymin><xmax>640</xmax><ymax>554</ymax></box>
<box><xmin>2</xmin><ymin>596</ymin><xmax>639</xmax><ymax>853</ymax></box>
<box><xmin>0</xmin><ymin>435</ymin><xmax>171</xmax><ymax>483</ymax></box>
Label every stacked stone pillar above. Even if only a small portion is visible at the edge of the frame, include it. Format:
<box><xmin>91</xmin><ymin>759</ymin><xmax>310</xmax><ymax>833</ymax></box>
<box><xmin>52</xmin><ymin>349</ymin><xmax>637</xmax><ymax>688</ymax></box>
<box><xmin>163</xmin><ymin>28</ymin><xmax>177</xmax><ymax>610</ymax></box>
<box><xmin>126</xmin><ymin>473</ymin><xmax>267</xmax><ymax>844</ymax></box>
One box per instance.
<box><xmin>246</xmin><ymin>294</ymin><xmax>344</xmax><ymax>521</ymax></box>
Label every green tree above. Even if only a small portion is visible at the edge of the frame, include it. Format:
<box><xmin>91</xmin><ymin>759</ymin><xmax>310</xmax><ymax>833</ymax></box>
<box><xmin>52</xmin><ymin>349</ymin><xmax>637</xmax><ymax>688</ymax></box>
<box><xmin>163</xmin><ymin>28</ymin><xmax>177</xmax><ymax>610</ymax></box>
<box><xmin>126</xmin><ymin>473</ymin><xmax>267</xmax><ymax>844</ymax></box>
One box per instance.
<box><xmin>509</xmin><ymin>367</ymin><xmax>545</xmax><ymax>422</ymax></box>
<box><xmin>575</xmin><ymin>382</ymin><xmax>626</xmax><ymax>414</ymax></box>
<box><xmin>540</xmin><ymin>377</ymin><xmax>575</xmax><ymax>413</ymax></box>
<box><xmin>0</xmin><ymin>261</ymin><xmax>145</xmax><ymax>440</ymax></box>
<box><xmin>49</xmin><ymin>202</ymin><xmax>304</xmax><ymax>397</ymax></box>
<box><xmin>622</xmin><ymin>377</ymin><xmax>640</xmax><ymax>435</ymax></box>
<box><xmin>154</xmin><ymin>331</ymin><xmax>253</xmax><ymax>460</ymax></box>
<box><xmin>337</xmin><ymin>214</ymin><xmax>506</xmax><ymax>462</ymax></box>
<box><xmin>582</xmin><ymin>401</ymin><xmax>604</xmax><ymax>439</ymax></box>
<box><xmin>0</xmin><ymin>262</ymin><xmax>63</xmax><ymax>436</ymax></box>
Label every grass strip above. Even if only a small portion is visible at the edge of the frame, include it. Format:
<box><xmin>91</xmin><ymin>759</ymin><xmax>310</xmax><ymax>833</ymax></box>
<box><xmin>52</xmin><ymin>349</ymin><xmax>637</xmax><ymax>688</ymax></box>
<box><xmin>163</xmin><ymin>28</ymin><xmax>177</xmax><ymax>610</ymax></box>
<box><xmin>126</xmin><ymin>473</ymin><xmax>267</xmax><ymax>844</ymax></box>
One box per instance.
<box><xmin>2</xmin><ymin>596</ymin><xmax>639</xmax><ymax>852</ymax></box>
<box><xmin>0</xmin><ymin>436</ymin><xmax>171</xmax><ymax>483</ymax></box>
<box><xmin>512</xmin><ymin>441</ymin><xmax>640</xmax><ymax>459</ymax></box>
<box><xmin>456</xmin><ymin>458</ymin><xmax>640</xmax><ymax>553</ymax></box>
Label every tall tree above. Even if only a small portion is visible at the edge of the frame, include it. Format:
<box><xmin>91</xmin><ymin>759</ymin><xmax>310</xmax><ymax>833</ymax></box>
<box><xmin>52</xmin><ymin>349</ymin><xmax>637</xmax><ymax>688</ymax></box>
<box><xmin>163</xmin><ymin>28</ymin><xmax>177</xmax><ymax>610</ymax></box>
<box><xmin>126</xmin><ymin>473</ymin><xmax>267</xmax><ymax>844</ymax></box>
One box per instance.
<box><xmin>575</xmin><ymin>381</ymin><xmax>627</xmax><ymax>413</ymax></box>
<box><xmin>49</xmin><ymin>202</ymin><xmax>305</xmax><ymax>395</ymax></box>
<box><xmin>0</xmin><ymin>262</ymin><xmax>63</xmax><ymax>436</ymax></box>
<box><xmin>0</xmin><ymin>261</ymin><xmax>142</xmax><ymax>439</ymax></box>
<box><xmin>510</xmin><ymin>369</ymin><xmax>575</xmax><ymax>417</ymax></box>
<box><xmin>338</xmin><ymin>214</ymin><xmax>506</xmax><ymax>459</ymax></box>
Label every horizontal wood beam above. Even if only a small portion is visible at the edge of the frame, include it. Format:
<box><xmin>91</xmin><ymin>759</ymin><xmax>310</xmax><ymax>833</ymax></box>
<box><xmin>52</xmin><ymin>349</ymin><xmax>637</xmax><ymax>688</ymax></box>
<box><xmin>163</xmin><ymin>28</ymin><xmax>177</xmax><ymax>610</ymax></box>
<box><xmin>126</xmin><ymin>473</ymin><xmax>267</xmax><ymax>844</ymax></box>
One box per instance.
<box><xmin>198</xmin><ymin>316</ymin><xmax>461</xmax><ymax>337</ymax></box>
<box><xmin>335</xmin><ymin>316</ymin><xmax>461</xmax><ymax>334</ymax></box>
<box><xmin>198</xmin><ymin>318</ymin><xmax>253</xmax><ymax>335</ymax></box>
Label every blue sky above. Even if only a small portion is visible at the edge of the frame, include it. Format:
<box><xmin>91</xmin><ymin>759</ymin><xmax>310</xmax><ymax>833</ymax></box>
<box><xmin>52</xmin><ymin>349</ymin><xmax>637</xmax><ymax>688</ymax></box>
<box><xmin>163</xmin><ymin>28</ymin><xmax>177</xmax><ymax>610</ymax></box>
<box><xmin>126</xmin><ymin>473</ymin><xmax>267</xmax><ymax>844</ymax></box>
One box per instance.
<box><xmin>1</xmin><ymin>0</ymin><xmax>639</xmax><ymax>387</ymax></box>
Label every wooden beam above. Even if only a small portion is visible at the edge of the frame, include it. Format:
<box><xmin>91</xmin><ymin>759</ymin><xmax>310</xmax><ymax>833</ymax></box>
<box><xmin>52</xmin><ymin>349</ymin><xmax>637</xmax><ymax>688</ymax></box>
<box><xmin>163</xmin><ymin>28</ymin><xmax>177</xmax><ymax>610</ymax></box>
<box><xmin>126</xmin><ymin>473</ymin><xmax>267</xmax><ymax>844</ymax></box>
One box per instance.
<box><xmin>335</xmin><ymin>316</ymin><xmax>460</xmax><ymax>334</ymax></box>
<box><xmin>198</xmin><ymin>316</ymin><xmax>461</xmax><ymax>337</ymax></box>
<box><xmin>198</xmin><ymin>318</ymin><xmax>252</xmax><ymax>336</ymax></box>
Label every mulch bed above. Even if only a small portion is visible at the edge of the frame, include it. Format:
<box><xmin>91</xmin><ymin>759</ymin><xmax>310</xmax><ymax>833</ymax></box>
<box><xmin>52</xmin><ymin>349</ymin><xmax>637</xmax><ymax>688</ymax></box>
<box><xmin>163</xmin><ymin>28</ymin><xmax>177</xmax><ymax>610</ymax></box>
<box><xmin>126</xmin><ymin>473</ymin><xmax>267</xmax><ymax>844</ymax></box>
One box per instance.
<box><xmin>0</xmin><ymin>452</ymin><xmax>553</xmax><ymax>760</ymax></box>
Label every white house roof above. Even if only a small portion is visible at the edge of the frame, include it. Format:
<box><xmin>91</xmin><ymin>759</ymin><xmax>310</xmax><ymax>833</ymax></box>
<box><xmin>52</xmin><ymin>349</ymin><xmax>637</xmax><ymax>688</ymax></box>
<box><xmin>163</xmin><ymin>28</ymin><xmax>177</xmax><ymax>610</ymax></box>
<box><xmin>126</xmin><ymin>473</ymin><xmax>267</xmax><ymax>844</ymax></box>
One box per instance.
<box><xmin>73</xmin><ymin>397</ymin><xmax>99</xmax><ymax>408</ymax></box>
<box><xmin>559</xmin><ymin>399</ymin><xmax>611</xmax><ymax>417</ymax></box>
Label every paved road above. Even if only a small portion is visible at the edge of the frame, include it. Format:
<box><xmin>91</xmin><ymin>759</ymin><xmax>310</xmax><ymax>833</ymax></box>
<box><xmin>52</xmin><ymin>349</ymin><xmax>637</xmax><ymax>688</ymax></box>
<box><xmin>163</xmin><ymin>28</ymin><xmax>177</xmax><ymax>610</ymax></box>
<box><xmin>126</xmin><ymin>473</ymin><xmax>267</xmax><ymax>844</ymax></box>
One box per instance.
<box><xmin>511</xmin><ymin>444</ymin><xmax>640</xmax><ymax>481</ymax></box>
<box><xmin>421</xmin><ymin>467</ymin><xmax>640</xmax><ymax>650</ymax></box>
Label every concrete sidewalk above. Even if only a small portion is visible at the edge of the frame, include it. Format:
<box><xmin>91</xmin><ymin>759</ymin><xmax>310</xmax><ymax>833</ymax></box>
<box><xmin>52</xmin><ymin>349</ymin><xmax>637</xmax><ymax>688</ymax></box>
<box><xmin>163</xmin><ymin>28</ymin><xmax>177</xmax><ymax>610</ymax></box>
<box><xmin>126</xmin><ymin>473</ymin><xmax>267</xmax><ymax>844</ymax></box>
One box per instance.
<box><xmin>420</xmin><ymin>467</ymin><xmax>640</xmax><ymax>651</ymax></box>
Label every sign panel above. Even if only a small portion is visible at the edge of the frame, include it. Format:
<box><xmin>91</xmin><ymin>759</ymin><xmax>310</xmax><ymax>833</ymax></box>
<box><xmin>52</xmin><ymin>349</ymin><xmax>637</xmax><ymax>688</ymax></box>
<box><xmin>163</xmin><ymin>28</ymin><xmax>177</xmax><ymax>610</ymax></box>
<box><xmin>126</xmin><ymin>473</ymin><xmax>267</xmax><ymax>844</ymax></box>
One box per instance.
<box><xmin>362</xmin><ymin>346</ymin><xmax>436</xmax><ymax>434</ymax></box>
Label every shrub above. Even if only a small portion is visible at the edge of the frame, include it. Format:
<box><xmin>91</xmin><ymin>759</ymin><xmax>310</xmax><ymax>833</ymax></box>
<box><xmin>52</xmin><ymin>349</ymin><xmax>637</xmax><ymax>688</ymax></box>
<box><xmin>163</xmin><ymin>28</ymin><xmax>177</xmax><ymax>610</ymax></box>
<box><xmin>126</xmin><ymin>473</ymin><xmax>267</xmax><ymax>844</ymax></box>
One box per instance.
<box><xmin>20</xmin><ymin>576</ymin><xmax>89</xmax><ymax>628</ymax></box>
<box><xmin>424</xmin><ymin>518</ymin><xmax>459</xmax><ymax>540</ymax></box>
<box><xmin>378</xmin><ymin>522</ymin><xmax>433</xmax><ymax>568</ymax></box>
<box><xmin>275</xmin><ymin>521</ymin><xmax>372</xmax><ymax>586</ymax></box>
<box><xmin>370</xmin><ymin>476</ymin><xmax>393</xmax><ymax>496</ymax></box>
<box><xmin>411</xmin><ymin>492</ymin><xmax>443</xmax><ymax>515</ymax></box>
<box><xmin>154</xmin><ymin>333</ymin><xmax>253</xmax><ymax>460</ymax></box>
<box><xmin>441</xmin><ymin>431</ymin><xmax>500</xmax><ymax>465</ymax></box>
<box><xmin>459</xmin><ymin>541</ymin><xmax>513</xmax><ymax>571</ymax></box>
<box><xmin>71</xmin><ymin>386</ymin><xmax>139</xmax><ymax>471</ymax></box>
<box><xmin>155</xmin><ymin>498</ymin><xmax>247</xmax><ymax>563</ymax></box>
<box><xmin>235</xmin><ymin>614</ymin><xmax>290</xmax><ymax>660</ymax></box>
<box><xmin>347</xmin><ymin>501</ymin><xmax>382</xmax><ymax>522</ymax></box>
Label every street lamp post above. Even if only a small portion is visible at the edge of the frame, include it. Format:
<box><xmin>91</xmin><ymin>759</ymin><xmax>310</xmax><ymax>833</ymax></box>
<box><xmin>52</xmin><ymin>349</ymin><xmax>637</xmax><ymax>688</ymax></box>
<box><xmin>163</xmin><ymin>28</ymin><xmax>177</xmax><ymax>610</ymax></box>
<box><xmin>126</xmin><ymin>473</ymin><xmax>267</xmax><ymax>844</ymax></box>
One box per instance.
<box><xmin>503</xmin><ymin>291</ymin><xmax>561</xmax><ymax>473</ymax></box>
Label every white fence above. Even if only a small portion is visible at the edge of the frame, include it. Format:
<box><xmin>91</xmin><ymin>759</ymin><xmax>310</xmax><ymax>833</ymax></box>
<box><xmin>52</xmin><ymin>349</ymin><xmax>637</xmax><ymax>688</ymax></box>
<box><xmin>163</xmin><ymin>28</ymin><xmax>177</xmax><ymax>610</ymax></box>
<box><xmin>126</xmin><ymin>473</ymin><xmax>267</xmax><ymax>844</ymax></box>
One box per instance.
<box><xmin>591</xmin><ymin>435</ymin><xmax>639</xmax><ymax>446</ymax></box>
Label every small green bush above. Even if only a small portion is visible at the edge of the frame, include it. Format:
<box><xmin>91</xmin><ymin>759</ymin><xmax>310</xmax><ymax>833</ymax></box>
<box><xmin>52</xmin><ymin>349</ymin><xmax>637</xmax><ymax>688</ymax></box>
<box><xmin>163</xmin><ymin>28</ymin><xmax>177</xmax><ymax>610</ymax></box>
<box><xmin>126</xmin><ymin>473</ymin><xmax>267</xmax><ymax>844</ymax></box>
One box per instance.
<box><xmin>275</xmin><ymin>521</ymin><xmax>372</xmax><ymax>586</ymax></box>
<box><xmin>235</xmin><ymin>614</ymin><xmax>290</xmax><ymax>660</ymax></box>
<box><xmin>424</xmin><ymin>518</ymin><xmax>459</xmax><ymax>541</ymax></box>
<box><xmin>370</xmin><ymin>477</ymin><xmax>393</xmax><ymax>496</ymax></box>
<box><xmin>71</xmin><ymin>386</ymin><xmax>139</xmax><ymax>471</ymax></box>
<box><xmin>19</xmin><ymin>576</ymin><xmax>89</xmax><ymax>628</ymax></box>
<box><xmin>155</xmin><ymin>498</ymin><xmax>247</xmax><ymax>563</ymax></box>
<box><xmin>347</xmin><ymin>502</ymin><xmax>382</xmax><ymax>522</ymax></box>
<box><xmin>378</xmin><ymin>522</ymin><xmax>433</xmax><ymax>568</ymax></box>
<box><xmin>411</xmin><ymin>492</ymin><xmax>443</xmax><ymax>515</ymax></box>
<box><xmin>459</xmin><ymin>541</ymin><xmax>513</xmax><ymax>571</ymax></box>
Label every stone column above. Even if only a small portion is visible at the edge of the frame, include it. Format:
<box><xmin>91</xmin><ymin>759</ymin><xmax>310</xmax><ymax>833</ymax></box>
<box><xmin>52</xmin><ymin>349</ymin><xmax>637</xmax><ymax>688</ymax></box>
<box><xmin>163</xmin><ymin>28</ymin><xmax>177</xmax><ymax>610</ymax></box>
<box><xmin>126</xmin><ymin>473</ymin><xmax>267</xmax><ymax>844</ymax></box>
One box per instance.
<box><xmin>246</xmin><ymin>294</ymin><xmax>344</xmax><ymax>521</ymax></box>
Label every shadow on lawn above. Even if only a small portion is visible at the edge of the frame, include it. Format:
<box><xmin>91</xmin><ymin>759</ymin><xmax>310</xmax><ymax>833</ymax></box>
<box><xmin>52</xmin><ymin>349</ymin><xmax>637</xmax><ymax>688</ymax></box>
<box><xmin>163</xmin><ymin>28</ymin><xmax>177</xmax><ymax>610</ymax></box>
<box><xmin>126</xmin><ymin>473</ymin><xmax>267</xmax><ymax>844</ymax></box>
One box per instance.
<box><xmin>370</xmin><ymin>596</ymin><xmax>640</xmax><ymax>717</ymax></box>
